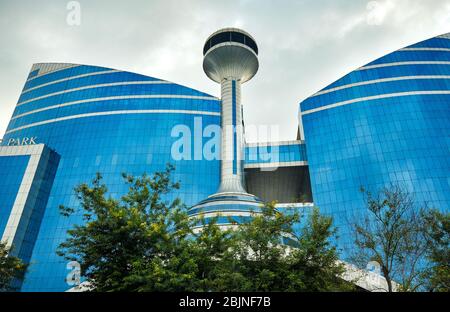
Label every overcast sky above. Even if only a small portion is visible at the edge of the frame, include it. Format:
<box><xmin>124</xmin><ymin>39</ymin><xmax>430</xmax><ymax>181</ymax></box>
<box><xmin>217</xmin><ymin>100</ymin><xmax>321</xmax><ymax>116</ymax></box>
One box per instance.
<box><xmin>0</xmin><ymin>0</ymin><xmax>449</xmax><ymax>141</ymax></box>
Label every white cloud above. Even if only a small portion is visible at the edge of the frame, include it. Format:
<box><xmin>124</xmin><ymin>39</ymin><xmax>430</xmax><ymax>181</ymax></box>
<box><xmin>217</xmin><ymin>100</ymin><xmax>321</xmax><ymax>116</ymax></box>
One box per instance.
<box><xmin>0</xmin><ymin>0</ymin><xmax>449</xmax><ymax>141</ymax></box>
<box><xmin>366</xmin><ymin>0</ymin><xmax>396</xmax><ymax>26</ymax></box>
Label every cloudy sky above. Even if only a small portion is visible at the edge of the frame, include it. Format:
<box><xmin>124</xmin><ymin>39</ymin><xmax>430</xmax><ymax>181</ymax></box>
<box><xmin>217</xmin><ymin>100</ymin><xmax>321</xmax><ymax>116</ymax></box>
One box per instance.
<box><xmin>0</xmin><ymin>0</ymin><xmax>449</xmax><ymax>141</ymax></box>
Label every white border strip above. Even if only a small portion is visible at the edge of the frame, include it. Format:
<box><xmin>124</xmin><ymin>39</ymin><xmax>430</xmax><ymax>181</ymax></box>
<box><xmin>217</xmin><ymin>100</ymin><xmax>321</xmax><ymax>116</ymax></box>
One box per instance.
<box><xmin>246</xmin><ymin>140</ymin><xmax>304</xmax><ymax>147</ymax></box>
<box><xmin>301</xmin><ymin>90</ymin><xmax>450</xmax><ymax>115</ymax></box>
<box><xmin>6</xmin><ymin>109</ymin><xmax>221</xmax><ymax>134</ymax></box>
<box><xmin>244</xmin><ymin>161</ymin><xmax>308</xmax><ymax>169</ymax></box>
<box><xmin>244</xmin><ymin>161</ymin><xmax>308</xmax><ymax>168</ymax></box>
<box><xmin>22</xmin><ymin>70</ymin><xmax>119</xmax><ymax>94</ymax></box>
<box><xmin>17</xmin><ymin>81</ymin><xmax>174</xmax><ymax>105</ymax></box>
<box><xmin>11</xmin><ymin>95</ymin><xmax>219</xmax><ymax>120</ymax></box>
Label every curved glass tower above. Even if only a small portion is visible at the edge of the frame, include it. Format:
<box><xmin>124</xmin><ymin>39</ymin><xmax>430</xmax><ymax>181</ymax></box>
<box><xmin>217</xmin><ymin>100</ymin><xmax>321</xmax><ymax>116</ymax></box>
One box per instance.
<box><xmin>1</xmin><ymin>63</ymin><xmax>221</xmax><ymax>291</ymax></box>
<box><xmin>300</xmin><ymin>33</ymin><xmax>450</xmax><ymax>252</ymax></box>
<box><xmin>0</xmin><ymin>29</ymin><xmax>313</xmax><ymax>292</ymax></box>
<box><xmin>3</xmin><ymin>29</ymin><xmax>447</xmax><ymax>292</ymax></box>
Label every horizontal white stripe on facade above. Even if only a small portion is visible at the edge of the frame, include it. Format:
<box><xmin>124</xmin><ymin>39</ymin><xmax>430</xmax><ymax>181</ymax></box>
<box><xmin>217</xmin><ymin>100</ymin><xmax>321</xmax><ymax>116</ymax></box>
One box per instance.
<box><xmin>17</xmin><ymin>81</ymin><xmax>176</xmax><ymax>105</ymax></box>
<box><xmin>244</xmin><ymin>161</ymin><xmax>308</xmax><ymax>169</ymax></box>
<box><xmin>245</xmin><ymin>140</ymin><xmax>304</xmax><ymax>147</ymax></box>
<box><xmin>312</xmin><ymin>75</ymin><xmax>450</xmax><ymax>97</ymax></box>
<box><xmin>5</xmin><ymin>109</ymin><xmax>221</xmax><ymax>134</ymax></box>
<box><xmin>301</xmin><ymin>90</ymin><xmax>450</xmax><ymax>116</ymax></box>
<box><xmin>22</xmin><ymin>70</ymin><xmax>119</xmax><ymax>94</ymax></box>
<box><xmin>357</xmin><ymin>61</ymin><xmax>450</xmax><ymax>71</ymax></box>
<box><xmin>11</xmin><ymin>95</ymin><xmax>219</xmax><ymax>120</ymax></box>
<box><xmin>399</xmin><ymin>47</ymin><xmax>450</xmax><ymax>52</ymax></box>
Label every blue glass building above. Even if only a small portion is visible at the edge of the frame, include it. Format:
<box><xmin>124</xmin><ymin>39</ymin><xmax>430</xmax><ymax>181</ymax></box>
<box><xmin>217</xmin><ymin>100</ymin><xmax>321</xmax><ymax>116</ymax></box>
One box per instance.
<box><xmin>300</xmin><ymin>33</ymin><xmax>450</xmax><ymax>254</ymax></box>
<box><xmin>1</xmin><ymin>63</ymin><xmax>223</xmax><ymax>291</ymax></box>
<box><xmin>1</xmin><ymin>32</ymin><xmax>449</xmax><ymax>291</ymax></box>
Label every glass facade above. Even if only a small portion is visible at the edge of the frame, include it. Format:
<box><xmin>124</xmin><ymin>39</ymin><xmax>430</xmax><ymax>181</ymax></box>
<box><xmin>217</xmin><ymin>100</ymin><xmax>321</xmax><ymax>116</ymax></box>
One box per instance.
<box><xmin>245</xmin><ymin>141</ymin><xmax>307</xmax><ymax>166</ymax></box>
<box><xmin>1</xmin><ymin>63</ymin><xmax>221</xmax><ymax>291</ymax></box>
<box><xmin>1</xmin><ymin>32</ymin><xmax>449</xmax><ymax>292</ymax></box>
<box><xmin>300</xmin><ymin>33</ymin><xmax>450</xmax><ymax>255</ymax></box>
<box><xmin>0</xmin><ymin>155</ymin><xmax>30</xmax><ymax>236</ymax></box>
<box><xmin>0</xmin><ymin>144</ymin><xmax>60</xmax><ymax>291</ymax></box>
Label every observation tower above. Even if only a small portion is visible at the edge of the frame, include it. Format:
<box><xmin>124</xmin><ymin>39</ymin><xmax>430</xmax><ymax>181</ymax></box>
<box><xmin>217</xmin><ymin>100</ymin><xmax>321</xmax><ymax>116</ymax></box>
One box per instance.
<box><xmin>189</xmin><ymin>28</ymin><xmax>262</xmax><ymax>225</ymax></box>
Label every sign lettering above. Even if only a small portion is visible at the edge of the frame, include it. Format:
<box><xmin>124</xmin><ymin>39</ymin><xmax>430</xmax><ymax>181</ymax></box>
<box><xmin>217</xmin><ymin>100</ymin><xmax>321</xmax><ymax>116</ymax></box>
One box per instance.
<box><xmin>6</xmin><ymin>137</ymin><xmax>38</xmax><ymax>146</ymax></box>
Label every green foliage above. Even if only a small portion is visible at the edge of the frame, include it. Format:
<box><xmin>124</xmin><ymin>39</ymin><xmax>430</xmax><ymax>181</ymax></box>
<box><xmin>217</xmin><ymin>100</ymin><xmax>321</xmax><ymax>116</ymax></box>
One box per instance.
<box><xmin>217</xmin><ymin>204</ymin><xmax>351</xmax><ymax>291</ymax></box>
<box><xmin>219</xmin><ymin>203</ymin><xmax>298</xmax><ymax>291</ymax></box>
<box><xmin>421</xmin><ymin>209</ymin><xmax>450</xmax><ymax>292</ymax></box>
<box><xmin>351</xmin><ymin>185</ymin><xmax>443</xmax><ymax>292</ymax></box>
<box><xmin>186</xmin><ymin>216</ymin><xmax>237</xmax><ymax>291</ymax></box>
<box><xmin>57</xmin><ymin>164</ymin><xmax>195</xmax><ymax>291</ymax></box>
<box><xmin>0</xmin><ymin>241</ymin><xmax>27</xmax><ymax>292</ymax></box>
<box><xmin>58</xmin><ymin>167</ymin><xmax>351</xmax><ymax>292</ymax></box>
<box><xmin>290</xmin><ymin>208</ymin><xmax>352</xmax><ymax>291</ymax></box>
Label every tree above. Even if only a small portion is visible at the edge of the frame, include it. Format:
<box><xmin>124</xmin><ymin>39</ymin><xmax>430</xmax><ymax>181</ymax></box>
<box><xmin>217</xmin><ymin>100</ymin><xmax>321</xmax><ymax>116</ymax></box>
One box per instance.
<box><xmin>57</xmin><ymin>165</ymin><xmax>196</xmax><ymax>291</ymax></box>
<box><xmin>221</xmin><ymin>202</ymin><xmax>298</xmax><ymax>291</ymax></box>
<box><xmin>421</xmin><ymin>209</ymin><xmax>450</xmax><ymax>292</ymax></box>
<box><xmin>124</xmin><ymin>215</ymin><xmax>235</xmax><ymax>292</ymax></box>
<box><xmin>0</xmin><ymin>241</ymin><xmax>27</xmax><ymax>292</ymax></box>
<box><xmin>289</xmin><ymin>208</ymin><xmax>353</xmax><ymax>291</ymax></box>
<box><xmin>185</xmin><ymin>216</ymin><xmax>238</xmax><ymax>291</ymax></box>
<box><xmin>59</xmin><ymin>167</ymin><xmax>352</xmax><ymax>292</ymax></box>
<box><xmin>350</xmin><ymin>185</ymin><xmax>429</xmax><ymax>292</ymax></box>
<box><xmin>218</xmin><ymin>204</ymin><xmax>352</xmax><ymax>291</ymax></box>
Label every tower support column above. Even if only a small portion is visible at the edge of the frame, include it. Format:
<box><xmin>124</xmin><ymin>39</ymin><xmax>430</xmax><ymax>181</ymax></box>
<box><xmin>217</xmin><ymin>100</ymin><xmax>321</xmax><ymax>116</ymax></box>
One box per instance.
<box><xmin>218</xmin><ymin>78</ymin><xmax>245</xmax><ymax>193</ymax></box>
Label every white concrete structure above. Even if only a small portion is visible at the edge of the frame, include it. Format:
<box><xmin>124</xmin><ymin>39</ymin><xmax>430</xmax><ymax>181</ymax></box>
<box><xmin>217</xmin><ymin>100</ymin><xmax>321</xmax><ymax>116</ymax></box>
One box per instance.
<box><xmin>203</xmin><ymin>28</ymin><xmax>259</xmax><ymax>195</ymax></box>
